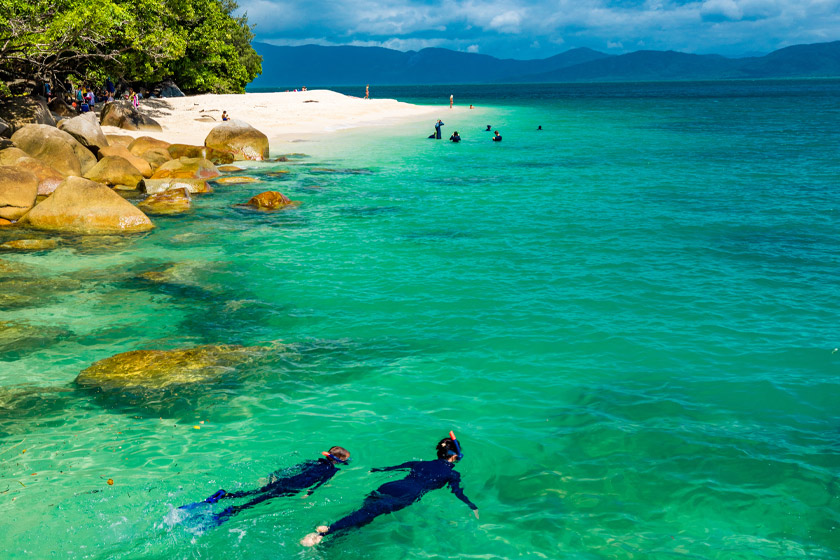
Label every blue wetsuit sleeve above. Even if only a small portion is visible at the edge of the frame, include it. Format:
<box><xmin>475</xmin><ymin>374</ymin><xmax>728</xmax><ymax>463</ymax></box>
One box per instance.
<box><xmin>449</xmin><ymin>471</ymin><xmax>477</xmax><ymax>510</ymax></box>
<box><xmin>302</xmin><ymin>468</ymin><xmax>336</xmax><ymax>496</ymax></box>
<box><xmin>370</xmin><ymin>461</ymin><xmax>417</xmax><ymax>473</ymax></box>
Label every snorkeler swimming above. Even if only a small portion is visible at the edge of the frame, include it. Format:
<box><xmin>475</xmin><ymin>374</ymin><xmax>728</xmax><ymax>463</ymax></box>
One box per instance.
<box><xmin>301</xmin><ymin>432</ymin><xmax>477</xmax><ymax>546</ymax></box>
<box><xmin>180</xmin><ymin>446</ymin><xmax>350</xmax><ymax>526</ymax></box>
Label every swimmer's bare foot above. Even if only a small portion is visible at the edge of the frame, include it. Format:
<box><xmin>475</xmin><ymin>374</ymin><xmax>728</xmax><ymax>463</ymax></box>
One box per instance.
<box><xmin>300</xmin><ymin>532</ymin><xmax>323</xmax><ymax>547</ymax></box>
<box><xmin>316</xmin><ymin>525</ymin><xmax>329</xmax><ymax>533</ymax></box>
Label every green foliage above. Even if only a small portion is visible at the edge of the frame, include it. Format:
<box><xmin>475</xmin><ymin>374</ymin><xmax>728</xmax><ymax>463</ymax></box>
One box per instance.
<box><xmin>0</xmin><ymin>0</ymin><xmax>261</xmax><ymax>95</ymax></box>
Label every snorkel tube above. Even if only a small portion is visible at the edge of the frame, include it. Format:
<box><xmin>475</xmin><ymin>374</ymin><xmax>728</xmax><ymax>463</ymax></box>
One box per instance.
<box><xmin>449</xmin><ymin>430</ymin><xmax>464</xmax><ymax>461</ymax></box>
<box><xmin>322</xmin><ymin>451</ymin><xmax>349</xmax><ymax>464</ymax></box>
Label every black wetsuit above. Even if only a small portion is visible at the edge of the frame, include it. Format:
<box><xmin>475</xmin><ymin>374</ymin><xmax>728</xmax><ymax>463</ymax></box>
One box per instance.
<box><xmin>324</xmin><ymin>459</ymin><xmax>476</xmax><ymax>536</ymax></box>
<box><xmin>450</xmin><ymin>134</ymin><xmax>461</xmax><ymax>142</ymax></box>
<box><xmin>435</xmin><ymin>121</ymin><xmax>444</xmax><ymax>139</ymax></box>
<box><xmin>214</xmin><ymin>458</ymin><xmax>339</xmax><ymax>522</ymax></box>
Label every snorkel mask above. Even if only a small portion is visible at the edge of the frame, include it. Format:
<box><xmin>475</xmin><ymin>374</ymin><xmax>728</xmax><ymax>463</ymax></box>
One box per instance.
<box><xmin>322</xmin><ymin>451</ymin><xmax>349</xmax><ymax>464</ymax></box>
<box><xmin>448</xmin><ymin>430</ymin><xmax>464</xmax><ymax>461</ymax></box>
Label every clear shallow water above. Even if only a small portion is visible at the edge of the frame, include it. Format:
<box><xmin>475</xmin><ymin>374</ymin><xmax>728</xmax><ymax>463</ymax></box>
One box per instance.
<box><xmin>1</xmin><ymin>81</ymin><xmax>839</xmax><ymax>559</ymax></box>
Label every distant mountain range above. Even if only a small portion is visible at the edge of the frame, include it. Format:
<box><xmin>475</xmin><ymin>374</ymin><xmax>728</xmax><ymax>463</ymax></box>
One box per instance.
<box><xmin>251</xmin><ymin>40</ymin><xmax>840</xmax><ymax>87</ymax></box>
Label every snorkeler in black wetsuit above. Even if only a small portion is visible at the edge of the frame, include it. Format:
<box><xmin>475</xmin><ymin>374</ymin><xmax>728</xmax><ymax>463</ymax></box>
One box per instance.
<box><xmin>180</xmin><ymin>446</ymin><xmax>350</xmax><ymax>526</ymax></box>
<box><xmin>301</xmin><ymin>433</ymin><xmax>477</xmax><ymax>546</ymax></box>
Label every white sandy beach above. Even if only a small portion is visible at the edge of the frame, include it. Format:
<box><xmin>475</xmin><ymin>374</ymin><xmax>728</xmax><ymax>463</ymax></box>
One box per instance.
<box><xmin>101</xmin><ymin>90</ymin><xmax>442</xmax><ymax>147</ymax></box>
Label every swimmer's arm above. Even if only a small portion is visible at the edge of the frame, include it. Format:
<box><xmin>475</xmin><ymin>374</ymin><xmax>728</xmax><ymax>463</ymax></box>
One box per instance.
<box><xmin>370</xmin><ymin>461</ymin><xmax>417</xmax><ymax>473</ymax></box>
<box><xmin>301</xmin><ymin>478</ymin><xmax>328</xmax><ymax>499</ymax></box>
<box><xmin>449</xmin><ymin>473</ymin><xmax>479</xmax><ymax>515</ymax></box>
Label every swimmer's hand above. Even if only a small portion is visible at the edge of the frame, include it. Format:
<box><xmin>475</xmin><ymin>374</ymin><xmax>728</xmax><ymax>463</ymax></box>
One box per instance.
<box><xmin>473</xmin><ymin>509</ymin><xmax>479</xmax><ymax>519</ymax></box>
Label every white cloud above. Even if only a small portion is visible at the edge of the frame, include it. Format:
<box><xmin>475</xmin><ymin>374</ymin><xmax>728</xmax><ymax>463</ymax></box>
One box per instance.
<box><xmin>488</xmin><ymin>11</ymin><xmax>524</xmax><ymax>33</ymax></box>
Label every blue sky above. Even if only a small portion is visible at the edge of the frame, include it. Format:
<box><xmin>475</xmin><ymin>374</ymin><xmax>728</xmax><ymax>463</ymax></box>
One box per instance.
<box><xmin>238</xmin><ymin>0</ymin><xmax>840</xmax><ymax>59</ymax></box>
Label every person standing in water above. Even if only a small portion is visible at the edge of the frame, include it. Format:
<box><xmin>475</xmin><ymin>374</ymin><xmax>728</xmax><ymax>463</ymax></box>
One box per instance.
<box><xmin>450</xmin><ymin>131</ymin><xmax>461</xmax><ymax>143</ymax></box>
<box><xmin>301</xmin><ymin>433</ymin><xmax>477</xmax><ymax>547</ymax></box>
<box><xmin>180</xmin><ymin>447</ymin><xmax>350</xmax><ymax>527</ymax></box>
<box><xmin>492</xmin><ymin>130</ymin><xmax>502</xmax><ymax>142</ymax></box>
<box><xmin>434</xmin><ymin>119</ymin><xmax>444</xmax><ymax>139</ymax></box>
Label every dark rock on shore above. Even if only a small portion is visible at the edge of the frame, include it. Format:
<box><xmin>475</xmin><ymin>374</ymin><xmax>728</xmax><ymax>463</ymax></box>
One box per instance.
<box><xmin>0</xmin><ymin>118</ymin><xmax>10</xmax><ymax>138</ymax></box>
<box><xmin>0</xmin><ymin>97</ymin><xmax>56</xmax><ymax>132</ymax></box>
<box><xmin>100</xmin><ymin>101</ymin><xmax>162</xmax><ymax>132</ymax></box>
<box><xmin>48</xmin><ymin>97</ymin><xmax>76</xmax><ymax>118</ymax></box>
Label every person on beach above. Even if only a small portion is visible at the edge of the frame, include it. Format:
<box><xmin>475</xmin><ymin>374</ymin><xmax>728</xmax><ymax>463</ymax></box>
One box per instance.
<box><xmin>365</xmin><ymin>84</ymin><xmax>370</xmax><ymax>99</ymax></box>
<box><xmin>492</xmin><ymin>130</ymin><xmax>502</xmax><ymax>142</ymax></box>
<box><xmin>180</xmin><ymin>446</ymin><xmax>350</xmax><ymax>527</ymax></box>
<box><xmin>450</xmin><ymin>94</ymin><xmax>454</xmax><ymax>108</ymax></box>
<box><xmin>301</xmin><ymin>433</ymin><xmax>477</xmax><ymax>547</ymax></box>
<box><xmin>222</xmin><ymin>111</ymin><xmax>229</xmax><ymax>121</ymax></box>
<box><xmin>450</xmin><ymin>131</ymin><xmax>461</xmax><ymax>142</ymax></box>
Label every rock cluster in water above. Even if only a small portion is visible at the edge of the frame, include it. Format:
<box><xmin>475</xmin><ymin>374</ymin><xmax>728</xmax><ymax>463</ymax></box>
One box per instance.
<box><xmin>0</xmin><ymin>96</ymin><xmax>278</xmax><ymax>242</ymax></box>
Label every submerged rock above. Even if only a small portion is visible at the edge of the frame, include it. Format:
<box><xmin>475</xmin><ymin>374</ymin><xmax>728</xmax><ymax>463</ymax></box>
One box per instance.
<box><xmin>0</xmin><ymin>238</ymin><xmax>58</xmax><ymax>251</ymax></box>
<box><xmin>218</xmin><ymin>165</ymin><xmax>244</xmax><ymax>172</ymax></box>
<box><xmin>204</xmin><ymin>120</ymin><xmax>269</xmax><ymax>161</ymax></box>
<box><xmin>137</xmin><ymin>187</ymin><xmax>191</xmax><ymax>215</ymax></box>
<box><xmin>215</xmin><ymin>176</ymin><xmax>258</xmax><ymax>185</ymax></box>
<box><xmin>75</xmin><ymin>344</ymin><xmax>267</xmax><ymax>390</ymax></box>
<box><xmin>19</xmin><ymin>176</ymin><xmax>154</xmax><ymax>234</ymax></box>
<box><xmin>0</xmin><ymin>321</ymin><xmax>71</xmax><ymax>357</ymax></box>
<box><xmin>243</xmin><ymin>191</ymin><xmax>300</xmax><ymax>210</ymax></box>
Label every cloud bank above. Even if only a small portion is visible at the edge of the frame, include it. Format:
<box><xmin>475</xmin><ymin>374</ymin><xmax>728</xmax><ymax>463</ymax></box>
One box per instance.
<box><xmin>240</xmin><ymin>0</ymin><xmax>840</xmax><ymax>58</ymax></box>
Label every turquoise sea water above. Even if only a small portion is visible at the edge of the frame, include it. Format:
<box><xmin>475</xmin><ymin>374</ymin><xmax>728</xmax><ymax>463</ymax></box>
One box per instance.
<box><xmin>1</xmin><ymin>81</ymin><xmax>839</xmax><ymax>559</ymax></box>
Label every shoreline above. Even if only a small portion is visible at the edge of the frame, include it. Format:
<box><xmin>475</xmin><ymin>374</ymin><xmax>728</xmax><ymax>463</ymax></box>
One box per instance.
<box><xmin>103</xmin><ymin>90</ymin><xmax>447</xmax><ymax>148</ymax></box>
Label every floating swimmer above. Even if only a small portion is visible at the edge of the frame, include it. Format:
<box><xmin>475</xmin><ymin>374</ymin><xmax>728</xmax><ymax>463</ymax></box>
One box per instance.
<box><xmin>301</xmin><ymin>432</ymin><xmax>477</xmax><ymax>547</ymax></box>
<box><xmin>179</xmin><ymin>446</ymin><xmax>350</xmax><ymax>528</ymax></box>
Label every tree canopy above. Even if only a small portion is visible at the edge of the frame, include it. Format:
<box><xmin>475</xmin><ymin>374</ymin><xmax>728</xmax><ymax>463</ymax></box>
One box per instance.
<box><xmin>0</xmin><ymin>0</ymin><xmax>261</xmax><ymax>95</ymax></box>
